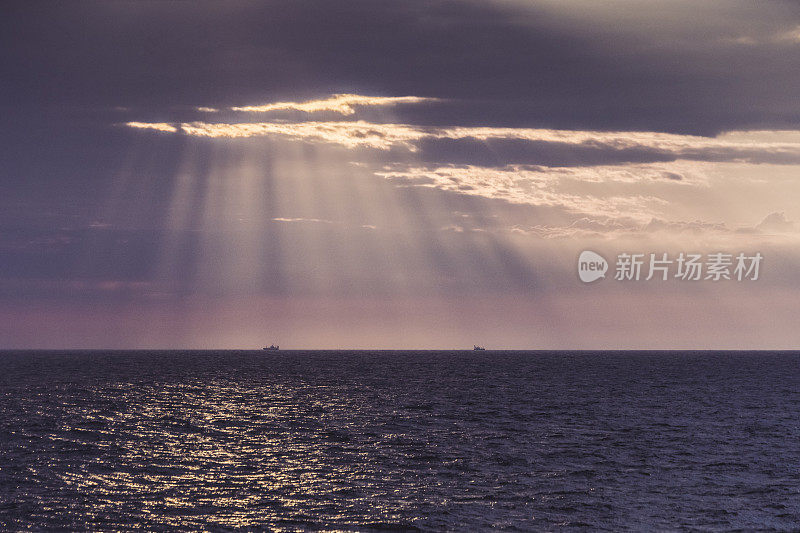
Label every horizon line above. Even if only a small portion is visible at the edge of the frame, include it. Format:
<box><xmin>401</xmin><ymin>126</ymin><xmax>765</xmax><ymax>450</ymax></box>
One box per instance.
<box><xmin>1</xmin><ymin>348</ymin><xmax>799</xmax><ymax>353</ymax></box>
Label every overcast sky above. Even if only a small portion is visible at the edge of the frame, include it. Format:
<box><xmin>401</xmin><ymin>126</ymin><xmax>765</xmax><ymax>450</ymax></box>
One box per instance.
<box><xmin>1</xmin><ymin>0</ymin><xmax>799</xmax><ymax>348</ymax></box>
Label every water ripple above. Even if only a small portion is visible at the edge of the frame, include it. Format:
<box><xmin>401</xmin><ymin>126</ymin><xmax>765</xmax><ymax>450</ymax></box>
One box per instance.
<box><xmin>1</xmin><ymin>350</ymin><xmax>799</xmax><ymax>531</ymax></box>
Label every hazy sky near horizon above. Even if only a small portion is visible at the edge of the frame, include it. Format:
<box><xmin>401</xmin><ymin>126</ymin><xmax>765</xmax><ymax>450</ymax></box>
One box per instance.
<box><xmin>1</xmin><ymin>0</ymin><xmax>800</xmax><ymax>348</ymax></box>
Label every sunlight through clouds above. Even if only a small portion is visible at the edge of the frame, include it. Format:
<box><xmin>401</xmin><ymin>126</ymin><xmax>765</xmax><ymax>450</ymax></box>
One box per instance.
<box><xmin>125</xmin><ymin>121</ymin><xmax>179</xmax><ymax>133</ymax></box>
<box><xmin>230</xmin><ymin>94</ymin><xmax>438</xmax><ymax>114</ymax></box>
<box><xmin>179</xmin><ymin>120</ymin><xmax>423</xmax><ymax>150</ymax></box>
<box><xmin>376</xmin><ymin>165</ymin><xmax>670</xmax><ymax>222</ymax></box>
<box><xmin>122</xmin><ymin>94</ymin><xmax>800</xmax><ymax>246</ymax></box>
<box><xmin>7</xmin><ymin>0</ymin><xmax>800</xmax><ymax>351</ymax></box>
<box><xmin>126</xmin><ymin>106</ymin><xmax>800</xmax><ymax>166</ymax></box>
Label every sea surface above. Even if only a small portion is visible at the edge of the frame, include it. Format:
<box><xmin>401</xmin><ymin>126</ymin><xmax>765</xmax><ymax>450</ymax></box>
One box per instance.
<box><xmin>1</xmin><ymin>350</ymin><xmax>799</xmax><ymax>531</ymax></box>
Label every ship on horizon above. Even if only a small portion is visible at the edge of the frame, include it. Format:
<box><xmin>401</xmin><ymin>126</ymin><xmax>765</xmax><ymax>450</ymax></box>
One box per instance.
<box><xmin>473</xmin><ymin>345</ymin><xmax>486</xmax><ymax>351</ymax></box>
<box><xmin>263</xmin><ymin>344</ymin><xmax>280</xmax><ymax>351</ymax></box>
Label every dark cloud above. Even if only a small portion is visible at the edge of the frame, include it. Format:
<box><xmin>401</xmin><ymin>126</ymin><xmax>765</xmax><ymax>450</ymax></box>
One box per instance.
<box><xmin>415</xmin><ymin>138</ymin><xmax>679</xmax><ymax>167</ymax></box>
<box><xmin>415</xmin><ymin>136</ymin><xmax>800</xmax><ymax>167</ymax></box>
<box><xmin>2</xmin><ymin>1</ymin><xmax>800</xmax><ymax>133</ymax></box>
<box><xmin>2</xmin><ymin>0</ymin><xmax>799</xmax><ymax>212</ymax></box>
<box><xmin>662</xmin><ymin>172</ymin><xmax>684</xmax><ymax>181</ymax></box>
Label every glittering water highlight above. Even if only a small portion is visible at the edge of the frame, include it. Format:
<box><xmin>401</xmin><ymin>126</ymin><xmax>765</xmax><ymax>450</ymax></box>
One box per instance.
<box><xmin>1</xmin><ymin>350</ymin><xmax>799</xmax><ymax>531</ymax></box>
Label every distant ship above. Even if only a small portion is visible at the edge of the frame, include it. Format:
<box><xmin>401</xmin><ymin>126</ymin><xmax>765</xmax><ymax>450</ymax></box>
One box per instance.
<box><xmin>473</xmin><ymin>345</ymin><xmax>486</xmax><ymax>351</ymax></box>
<box><xmin>263</xmin><ymin>344</ymin><xmax>280</xmax><ymax>351</ymax></box>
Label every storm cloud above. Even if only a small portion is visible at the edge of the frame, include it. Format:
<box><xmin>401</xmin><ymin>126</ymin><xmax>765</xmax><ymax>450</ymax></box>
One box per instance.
<box><xmin>3</xmin><ymin>0</ymin><xmax>800</xmax><ymax>133</ymax></box>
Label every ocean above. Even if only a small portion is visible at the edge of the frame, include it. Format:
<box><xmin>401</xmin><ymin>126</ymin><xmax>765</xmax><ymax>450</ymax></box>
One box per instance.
<box><xmin>1</xmin><ymin>350</ymin><xmax>798</xmax><ymax>531</ymax></box>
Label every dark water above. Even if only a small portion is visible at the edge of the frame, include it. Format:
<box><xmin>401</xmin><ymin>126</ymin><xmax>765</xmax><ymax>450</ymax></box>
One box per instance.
<box><xmin>1</xmin><ymin>351</ymin><xmax>799</xmax><ymax>531</ymax></box>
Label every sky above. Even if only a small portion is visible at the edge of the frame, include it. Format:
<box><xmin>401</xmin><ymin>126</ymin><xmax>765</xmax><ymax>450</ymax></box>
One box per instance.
<box><xmin>1</xmin><ymin>0</ymin><xmax>800</xmax><ymax>349</ymax></box>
